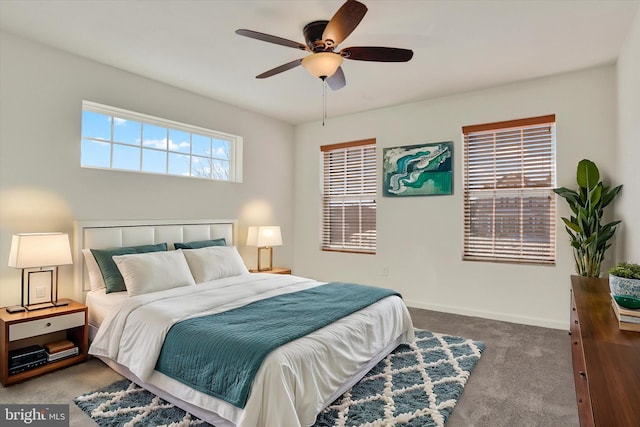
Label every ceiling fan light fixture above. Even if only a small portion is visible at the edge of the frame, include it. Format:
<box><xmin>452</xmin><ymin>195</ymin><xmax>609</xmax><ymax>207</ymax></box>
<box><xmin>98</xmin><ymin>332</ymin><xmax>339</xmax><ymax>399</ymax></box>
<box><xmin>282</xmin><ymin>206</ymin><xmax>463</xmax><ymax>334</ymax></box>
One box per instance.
<box><xmin>301</xmin><ymin>52</ymin><xmax>343</xmax><ymax>79</ymax></box>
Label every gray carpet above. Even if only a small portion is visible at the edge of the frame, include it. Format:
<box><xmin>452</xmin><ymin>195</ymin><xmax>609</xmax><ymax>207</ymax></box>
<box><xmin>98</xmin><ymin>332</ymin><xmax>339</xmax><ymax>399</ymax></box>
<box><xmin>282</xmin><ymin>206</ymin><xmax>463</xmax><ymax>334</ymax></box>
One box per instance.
<box><xmin>0</xmin><ymin>307</ymin><xmax>578</xmax><ymax>427</ymax></box>
<box><xmin>409</xmin><ymin>308</ymin><xmax>579</xmax><ymax>427</ymax></box>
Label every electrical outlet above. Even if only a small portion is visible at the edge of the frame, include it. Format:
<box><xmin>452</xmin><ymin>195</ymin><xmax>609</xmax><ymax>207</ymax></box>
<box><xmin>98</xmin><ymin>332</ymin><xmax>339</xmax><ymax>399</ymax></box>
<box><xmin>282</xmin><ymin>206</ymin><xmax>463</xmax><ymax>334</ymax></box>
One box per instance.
<box><xmin>381</xmin><ymin>267</ymin><xmax>389</xmax><ymax>277</ymax></box>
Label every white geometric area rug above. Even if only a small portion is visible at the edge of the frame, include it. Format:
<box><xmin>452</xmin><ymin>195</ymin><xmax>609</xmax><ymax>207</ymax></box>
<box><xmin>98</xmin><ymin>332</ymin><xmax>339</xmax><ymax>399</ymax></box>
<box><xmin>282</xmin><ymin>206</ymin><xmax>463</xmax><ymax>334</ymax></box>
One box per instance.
<box><xmin>74</xmin><ymin>329</ymin><xmax>484</xmax><ymax>427</ymax></box>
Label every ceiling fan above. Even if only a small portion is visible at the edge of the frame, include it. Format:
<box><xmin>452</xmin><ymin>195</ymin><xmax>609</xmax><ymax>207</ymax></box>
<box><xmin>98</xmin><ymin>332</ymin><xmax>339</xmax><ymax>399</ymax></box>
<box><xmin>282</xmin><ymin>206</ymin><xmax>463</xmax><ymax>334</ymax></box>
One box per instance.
<box><xmin>235</xmin><ymin>0</ymin><xmax>413</xmax><ymax>90</ymax></box>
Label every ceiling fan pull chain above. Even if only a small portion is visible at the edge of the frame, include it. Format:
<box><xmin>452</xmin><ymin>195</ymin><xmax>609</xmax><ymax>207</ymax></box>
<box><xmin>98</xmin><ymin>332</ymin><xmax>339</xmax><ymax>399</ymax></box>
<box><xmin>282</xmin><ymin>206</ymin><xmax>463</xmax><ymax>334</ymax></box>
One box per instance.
<box><xmin>322</xmin><ymin>78</ymin><xmax>327</xmax><ymax>126</ymax></box>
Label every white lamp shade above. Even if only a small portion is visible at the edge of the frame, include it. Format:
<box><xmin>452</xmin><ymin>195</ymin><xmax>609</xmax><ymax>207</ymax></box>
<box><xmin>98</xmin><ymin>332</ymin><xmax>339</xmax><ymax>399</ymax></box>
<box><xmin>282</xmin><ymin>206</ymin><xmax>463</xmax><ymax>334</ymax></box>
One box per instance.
<box><xmin>8</xmin><ymin>233</ymin><xmax>73</xmax><ymax>268</ymax></box>
<box><xmin>301</xmin><ymin>52</ymin><xmax>343</xmax><ymax>78</ymax></box>
<box><xmin>246</xmin><ymin>226</ymin><xmax>282</xmax><ymax>247</ymax></box>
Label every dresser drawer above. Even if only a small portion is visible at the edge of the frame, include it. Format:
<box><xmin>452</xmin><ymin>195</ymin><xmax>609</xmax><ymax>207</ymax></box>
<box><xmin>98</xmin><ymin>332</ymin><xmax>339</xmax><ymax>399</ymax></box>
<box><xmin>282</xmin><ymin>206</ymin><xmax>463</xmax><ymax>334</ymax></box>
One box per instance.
<box><xmin>9</xmin><ymin>311</ymin><xmax>85</xmax><ymax>341</ymax></box>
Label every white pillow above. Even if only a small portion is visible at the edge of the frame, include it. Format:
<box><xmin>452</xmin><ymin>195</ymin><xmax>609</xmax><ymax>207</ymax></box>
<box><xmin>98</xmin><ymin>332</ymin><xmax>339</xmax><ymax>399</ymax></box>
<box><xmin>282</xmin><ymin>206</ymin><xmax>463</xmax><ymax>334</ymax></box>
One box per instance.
<box><xmin>112</xmin><ymin>250</ymin><xmax>196</xmax><ymax>297</ymax></box>
<box><xmin>182</xmin><ymin>246</ymin><xmax>249</xmax><ymax>284</ymax></box>
<box><xmin>82</xmin><ymin>248</ymin><xmax>106</xmax><ymax>291</ymax></box>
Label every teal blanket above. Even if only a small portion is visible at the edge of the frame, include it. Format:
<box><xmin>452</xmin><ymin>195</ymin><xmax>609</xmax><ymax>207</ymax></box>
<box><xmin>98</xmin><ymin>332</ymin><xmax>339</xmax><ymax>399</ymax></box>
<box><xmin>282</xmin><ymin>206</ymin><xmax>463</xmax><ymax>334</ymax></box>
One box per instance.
<box><xmin>155</xmin><ymin>282</ymin><xmax>400</xmax><ymax>408</ymax></box>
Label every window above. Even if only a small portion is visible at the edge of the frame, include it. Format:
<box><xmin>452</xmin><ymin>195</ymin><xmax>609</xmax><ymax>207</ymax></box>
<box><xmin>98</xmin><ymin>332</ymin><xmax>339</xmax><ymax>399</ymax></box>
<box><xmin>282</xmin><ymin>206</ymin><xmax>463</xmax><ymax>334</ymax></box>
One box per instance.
<box><xmin>462</xmin><ymin>115</ymin><xmax>556</xmax><ymax>264</ymax></box>
<box><xmin>81</xmin><ymin>101</ymin><xmax>243</xmax><ymax>182</ymax></box>
<box><xmin>321</xmin><ymin>139</ymin><xmax>376</xmax><ymax>254</ymax></box>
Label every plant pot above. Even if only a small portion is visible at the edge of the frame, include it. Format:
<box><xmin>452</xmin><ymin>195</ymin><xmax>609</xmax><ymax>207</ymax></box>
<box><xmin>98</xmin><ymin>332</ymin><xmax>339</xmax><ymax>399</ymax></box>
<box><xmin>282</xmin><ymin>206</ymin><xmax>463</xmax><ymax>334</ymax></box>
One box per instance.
<box><xmin>609</xmin><ymin>274</ymin><xmax>640</xmax><ymax>309</ymax></box>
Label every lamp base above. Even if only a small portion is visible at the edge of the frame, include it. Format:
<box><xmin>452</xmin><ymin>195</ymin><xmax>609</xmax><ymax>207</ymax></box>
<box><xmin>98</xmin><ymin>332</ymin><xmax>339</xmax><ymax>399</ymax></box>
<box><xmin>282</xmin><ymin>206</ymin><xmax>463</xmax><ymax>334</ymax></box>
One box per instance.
<box><xmin>25</xmin><ymin>302</ymin><xmax>55</xmax><ymax>311</ymax></box>
<box><xmin>257</xmin><ymin>246</ymin><xmax>274</xmax><ymax>272</ymax></box>
<box><xmin>6</xmin><ymin>306</ymin><xmax>26</xmax><ymax>314</ymax></box>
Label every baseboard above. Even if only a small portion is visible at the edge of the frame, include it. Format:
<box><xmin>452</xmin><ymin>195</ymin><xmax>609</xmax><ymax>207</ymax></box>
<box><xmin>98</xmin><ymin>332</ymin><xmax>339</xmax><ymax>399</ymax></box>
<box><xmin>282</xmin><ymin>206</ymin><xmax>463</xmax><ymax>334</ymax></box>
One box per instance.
<box><xmin>405</xmin><ymin>299</ymin><xmax>568</xmax><ymax>331</ymax></box>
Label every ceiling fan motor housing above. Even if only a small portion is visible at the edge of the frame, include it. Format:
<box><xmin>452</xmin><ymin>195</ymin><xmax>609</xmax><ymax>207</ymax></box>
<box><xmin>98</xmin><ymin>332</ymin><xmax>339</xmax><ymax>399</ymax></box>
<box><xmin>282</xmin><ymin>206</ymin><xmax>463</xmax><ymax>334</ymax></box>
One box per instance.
<box><xmin>304</xmin><ymin>20</ymin><xmax>331</xmax><ymax>51</ymax></box>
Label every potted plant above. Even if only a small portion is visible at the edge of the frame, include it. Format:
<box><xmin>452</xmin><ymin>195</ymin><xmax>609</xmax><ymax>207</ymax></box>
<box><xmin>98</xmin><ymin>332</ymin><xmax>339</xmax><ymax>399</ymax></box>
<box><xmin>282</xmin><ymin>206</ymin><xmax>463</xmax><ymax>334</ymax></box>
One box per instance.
<box><xmin>554</xmin><ymin>159</ymin><xmax>622</xmax><ymax>277</ymax></box>
<box><xmin>608</xmin><ymin>262</ymin><xmax>640</xmax><ymax>309</ymax></box>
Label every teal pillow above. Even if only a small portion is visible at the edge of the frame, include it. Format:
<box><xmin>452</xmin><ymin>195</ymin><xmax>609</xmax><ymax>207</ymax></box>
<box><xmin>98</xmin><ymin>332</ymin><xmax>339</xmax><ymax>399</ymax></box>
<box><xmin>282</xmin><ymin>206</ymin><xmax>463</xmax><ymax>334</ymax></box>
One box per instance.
<box><xmin>91</xmin><ymin>243</ymin><xmax>168</xmax><ymax>293</ymax></box>
<box><xmin>174</xmin><ymin>238</ymin><xmax>226</xmax><ymax>250</ymax></box>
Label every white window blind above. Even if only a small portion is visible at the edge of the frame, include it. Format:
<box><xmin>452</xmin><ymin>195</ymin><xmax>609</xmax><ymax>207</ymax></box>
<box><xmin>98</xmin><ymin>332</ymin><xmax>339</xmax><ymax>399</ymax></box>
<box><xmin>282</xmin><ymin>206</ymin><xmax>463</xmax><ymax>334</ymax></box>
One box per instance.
<box><xmin>321</xmin><ymin>139</ymin><xmax>376</xmax><ymax>254</ymax></box>
<box><xmin>462</xmin><ymin>115</ymin><xmax>556</xmax><ymax>264</ymax></box>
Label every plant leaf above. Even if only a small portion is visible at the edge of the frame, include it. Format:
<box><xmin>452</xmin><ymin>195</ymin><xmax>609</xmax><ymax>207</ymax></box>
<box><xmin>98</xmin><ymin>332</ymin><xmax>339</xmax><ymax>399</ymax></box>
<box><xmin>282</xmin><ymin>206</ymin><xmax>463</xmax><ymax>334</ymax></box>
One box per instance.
<box><xmin>553</xmin><ymin>187</ymin><xmax>578</xmax><ymax>199</ymax></box>
<box><xmin>562</xmin><ymin>217</ymin><xmax>582</xmax><ymax>233</ymax></box>
<box><xmin>589</xmin><ymin>183</ymin><xmax>602</xmax><ymax>206</ymax></box>
<box><xmin>577</xmin><ymin>208</ymin><xmax>592</xmax><ymax>236</ymax></box>
<box><xmin>576</xmin><ymin>159</ymin><xmax>599</xmax><ymax>190</ymax></box>
<box><xmin>601</xmin><ymin>220</ymin><xmax>622</xmax><ymax>232</ymax></box>
<box><xmin>600</xmin><ymin>184</ymin><xmax>622</xmax><ymax>208</ymax></box>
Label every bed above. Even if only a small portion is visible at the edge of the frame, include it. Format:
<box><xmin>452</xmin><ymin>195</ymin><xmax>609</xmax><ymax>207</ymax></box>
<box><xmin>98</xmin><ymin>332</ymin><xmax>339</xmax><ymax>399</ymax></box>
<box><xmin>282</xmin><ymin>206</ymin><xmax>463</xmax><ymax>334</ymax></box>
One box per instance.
<box><xmin>73</xmin><ymin>219</ymin><xmax>414</xmax><ymax>427</ymax></box>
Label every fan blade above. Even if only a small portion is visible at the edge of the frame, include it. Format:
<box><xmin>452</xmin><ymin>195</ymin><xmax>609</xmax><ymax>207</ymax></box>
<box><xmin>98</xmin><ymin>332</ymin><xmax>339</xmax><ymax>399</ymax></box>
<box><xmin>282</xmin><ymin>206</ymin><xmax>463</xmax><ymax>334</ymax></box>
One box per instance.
<box><xmin>256</xmin><ymin>58</ymin><xmax>304</xmax><ymax>79</ymax></box>
<box><xmin>322</xmin><ymin>0</ymin><xmax>368</xmax><ymax>47</ymax></box>
<box><xmin>326</xmin><ymin>67</ymin><xmax>346</xmax><ymax>90</ymax></box>
<box><xmin>235</xmin><ymin>29</ymin><xmax>308</xmax><ymax>51</ymax></box>
<box><xmin>341</xmin><ymin>46</ymin><xmax>413</xmax><ymax>62</ymax></box>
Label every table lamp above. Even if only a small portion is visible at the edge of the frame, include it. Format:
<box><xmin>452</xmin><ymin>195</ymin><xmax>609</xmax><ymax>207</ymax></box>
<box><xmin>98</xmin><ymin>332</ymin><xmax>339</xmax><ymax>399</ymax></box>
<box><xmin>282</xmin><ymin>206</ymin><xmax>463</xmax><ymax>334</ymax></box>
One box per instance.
<box><xmin>246</xmin><ymin>226</ymin><xmax>282</xmax><ymax>271</ymax></box>
<box><xmin>7</xmin><ymin>232</ymin><xmax>73</xmax><ymax>312</ymax></box>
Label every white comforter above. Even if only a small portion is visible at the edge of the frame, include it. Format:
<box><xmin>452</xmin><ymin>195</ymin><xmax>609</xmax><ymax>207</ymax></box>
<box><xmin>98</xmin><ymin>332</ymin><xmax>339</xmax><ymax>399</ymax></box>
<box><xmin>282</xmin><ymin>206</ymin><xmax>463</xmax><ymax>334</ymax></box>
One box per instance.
<box><xmin>90</xmin><ymin>273</ymin><xmax>414</xmax><ymax>427</ymax></box>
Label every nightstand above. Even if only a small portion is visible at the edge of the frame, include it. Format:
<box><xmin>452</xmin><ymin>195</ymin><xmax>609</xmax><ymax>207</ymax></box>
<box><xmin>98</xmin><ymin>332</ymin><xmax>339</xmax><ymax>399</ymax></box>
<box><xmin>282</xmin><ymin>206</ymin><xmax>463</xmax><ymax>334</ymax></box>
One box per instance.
<box><xmin>1</xmin><ymin>301</ymin><xmax>88</xmax><ymax>386</ymax></box>
<box><xmin>249</xmin><ymin>267</ymin><xmax>292</xmax><ymax>275</ymax></box>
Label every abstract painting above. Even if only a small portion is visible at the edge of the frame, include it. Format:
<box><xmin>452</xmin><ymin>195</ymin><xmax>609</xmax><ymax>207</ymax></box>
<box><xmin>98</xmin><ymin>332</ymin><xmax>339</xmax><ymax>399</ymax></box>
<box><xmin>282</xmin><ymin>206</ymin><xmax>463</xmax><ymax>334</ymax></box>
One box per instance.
<box><xmin>383</xmin><ymin>142</ymin><xmax>453</xmax><ymax>196</ymax></box>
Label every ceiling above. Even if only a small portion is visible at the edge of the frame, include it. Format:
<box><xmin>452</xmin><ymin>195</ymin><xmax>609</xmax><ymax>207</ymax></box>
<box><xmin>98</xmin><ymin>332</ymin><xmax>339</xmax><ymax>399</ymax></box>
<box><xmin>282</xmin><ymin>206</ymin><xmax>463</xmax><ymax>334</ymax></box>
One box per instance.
<box><xmin>1</xmin><ymin>0</ymin><xmax>638</xmax><ymax>125</ymax></box>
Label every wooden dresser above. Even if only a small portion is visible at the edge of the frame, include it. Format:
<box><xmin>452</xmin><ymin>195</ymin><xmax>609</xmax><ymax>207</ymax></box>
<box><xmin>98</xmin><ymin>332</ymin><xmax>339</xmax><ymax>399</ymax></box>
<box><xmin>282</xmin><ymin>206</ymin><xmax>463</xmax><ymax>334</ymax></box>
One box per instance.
<box><xmin>570</xmin><ymin>275</ymin><xmax>640</xmax><ymax>427</ymax></box>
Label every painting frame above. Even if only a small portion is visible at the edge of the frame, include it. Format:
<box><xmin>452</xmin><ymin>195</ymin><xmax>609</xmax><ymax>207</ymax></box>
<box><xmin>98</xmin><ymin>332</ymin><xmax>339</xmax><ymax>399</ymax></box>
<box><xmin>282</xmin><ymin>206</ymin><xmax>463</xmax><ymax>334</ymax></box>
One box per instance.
<box><xmin>383</xmin><ymin>141</ymin><xmax>453</xmax><ymax>197</ymax></box>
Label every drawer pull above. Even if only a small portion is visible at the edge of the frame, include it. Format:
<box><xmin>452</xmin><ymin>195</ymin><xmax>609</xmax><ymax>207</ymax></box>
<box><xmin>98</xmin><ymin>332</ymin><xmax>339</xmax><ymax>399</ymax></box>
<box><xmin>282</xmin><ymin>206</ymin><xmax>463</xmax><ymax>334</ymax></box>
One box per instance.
<box><xmin>579</xmin><ymin>371</ymin><xmax>586</xmax><ymax>378</ymax></box>
<box><xmin>46</xmin><ymin>322</ymin><xmax>51</xmax><ymax>327</ymax></box>
<box><xmin>574</xmin><ymin>320</ymin><xmax>579</xmax><ymax>324</ymax></box>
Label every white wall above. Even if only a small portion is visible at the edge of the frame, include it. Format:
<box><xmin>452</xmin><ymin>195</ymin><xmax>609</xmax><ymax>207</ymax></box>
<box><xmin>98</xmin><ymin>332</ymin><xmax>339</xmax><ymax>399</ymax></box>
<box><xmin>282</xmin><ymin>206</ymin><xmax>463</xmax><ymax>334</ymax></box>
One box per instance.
<box><xmin>293</xmin><ymin>66</ymin><xmax>618</xmax><ymax>330</ymax></box>
<box><xmin>0</xmin><ymin>29</ymin><xmax>629</xmax><ymax>330</ymax></box>
<box><xmin>0</xmin><ymin>32</ymin><xmax>295</xmax><ymax>306</ymax></box>
<box><xmin>616</xmin><ymin>8</ymin><xmax>640</xmax><ymax>263</ymax></box>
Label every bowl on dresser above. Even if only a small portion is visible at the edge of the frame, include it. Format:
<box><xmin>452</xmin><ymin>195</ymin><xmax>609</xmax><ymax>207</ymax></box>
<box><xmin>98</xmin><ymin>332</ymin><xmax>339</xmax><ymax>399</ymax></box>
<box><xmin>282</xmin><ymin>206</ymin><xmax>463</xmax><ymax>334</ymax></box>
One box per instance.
<box><xmin>609</xmin><ymin>274</ymin><xmax>640</xmax><ymax>309</ymax></box>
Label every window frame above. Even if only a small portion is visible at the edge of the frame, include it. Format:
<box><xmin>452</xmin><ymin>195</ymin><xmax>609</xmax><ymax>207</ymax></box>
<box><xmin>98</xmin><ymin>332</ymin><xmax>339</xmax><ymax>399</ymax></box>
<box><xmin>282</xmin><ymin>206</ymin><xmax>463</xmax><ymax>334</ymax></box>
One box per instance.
<box><xmin>320</xmin><ymin>138</ymin><xmax>377</xmax><ymax>254</ymax></box>
<box><xmin>462</xmin><ymin>114</ymin><xmax>556</xmax><ymax>265</ymax></box>
<box><xmin>81</xmin><ymin>101</ymin><xmax>243</xmax><ymax>182</ymax></box>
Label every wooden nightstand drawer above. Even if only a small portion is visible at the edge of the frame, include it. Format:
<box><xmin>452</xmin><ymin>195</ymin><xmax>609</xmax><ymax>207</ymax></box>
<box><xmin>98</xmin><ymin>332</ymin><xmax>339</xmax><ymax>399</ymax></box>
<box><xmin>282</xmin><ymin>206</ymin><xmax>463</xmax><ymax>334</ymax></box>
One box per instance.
<box><xmin>9</xmin><ymin>312</ymin><xmax>85</xmax><ymax>341</ymax></box>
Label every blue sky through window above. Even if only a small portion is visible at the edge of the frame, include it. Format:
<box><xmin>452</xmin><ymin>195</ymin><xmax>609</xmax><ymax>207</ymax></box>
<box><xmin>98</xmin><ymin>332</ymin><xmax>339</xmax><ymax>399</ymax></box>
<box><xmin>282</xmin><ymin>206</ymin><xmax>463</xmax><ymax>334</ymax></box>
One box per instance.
<box><xmin>81</xmin><ymin>105</ymin><xmax>235</xmax><ymax>181</ymax></box>
<box><xmin>114</xmin><ymin>118</ymin><xmax>141</xmax><ymax>145</ymax></box>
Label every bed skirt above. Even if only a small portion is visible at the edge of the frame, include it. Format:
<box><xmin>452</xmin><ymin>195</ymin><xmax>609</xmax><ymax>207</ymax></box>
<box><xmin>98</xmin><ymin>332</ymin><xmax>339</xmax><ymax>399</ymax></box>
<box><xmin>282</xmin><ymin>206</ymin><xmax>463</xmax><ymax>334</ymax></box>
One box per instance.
<box><xmin>95</xmin><ymin>333</ymin><xmax>405</xmax><ymax>427</ymax></box>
